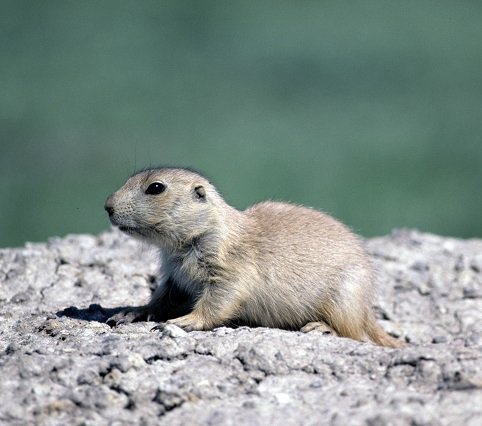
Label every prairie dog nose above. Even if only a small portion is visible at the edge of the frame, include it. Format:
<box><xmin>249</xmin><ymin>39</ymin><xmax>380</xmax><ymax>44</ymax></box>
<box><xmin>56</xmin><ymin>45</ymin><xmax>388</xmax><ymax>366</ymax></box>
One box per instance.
<box><xmin>104</xmin><ymin>196</ymin><xmax>115</xmax><ymax>216</ymax></box>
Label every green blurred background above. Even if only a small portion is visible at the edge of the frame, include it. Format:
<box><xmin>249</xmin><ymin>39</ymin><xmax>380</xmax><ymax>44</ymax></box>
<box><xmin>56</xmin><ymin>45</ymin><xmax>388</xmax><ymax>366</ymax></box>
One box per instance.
<box><xmin>1</xmin><ymin>1</ymin><xmax>482</xmax><ymax>247</ymax></box>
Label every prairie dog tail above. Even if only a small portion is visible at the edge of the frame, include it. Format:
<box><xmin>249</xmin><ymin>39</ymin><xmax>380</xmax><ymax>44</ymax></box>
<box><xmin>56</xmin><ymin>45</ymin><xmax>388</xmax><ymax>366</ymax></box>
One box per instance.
<box><xmin>365</xmin><ymin>315</ymin><xmax>406</xmax><ymax>348</ymax></box>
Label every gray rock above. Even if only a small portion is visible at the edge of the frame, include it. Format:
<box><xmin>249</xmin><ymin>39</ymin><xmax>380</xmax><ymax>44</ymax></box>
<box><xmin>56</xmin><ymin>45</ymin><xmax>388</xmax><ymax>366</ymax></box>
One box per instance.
<box><xmin>0</xmin><ymin>228</ymin><xmax>481</xmax><ymax>425</ymax></box>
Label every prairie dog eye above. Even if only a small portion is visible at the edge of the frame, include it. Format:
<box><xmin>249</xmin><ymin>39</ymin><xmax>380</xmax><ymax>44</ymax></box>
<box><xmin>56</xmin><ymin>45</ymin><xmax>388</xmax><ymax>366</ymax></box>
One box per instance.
<box><xmin>145</xmin><ymin>182</ymin><xmax>166</xmax><ymax>195</ymax></box>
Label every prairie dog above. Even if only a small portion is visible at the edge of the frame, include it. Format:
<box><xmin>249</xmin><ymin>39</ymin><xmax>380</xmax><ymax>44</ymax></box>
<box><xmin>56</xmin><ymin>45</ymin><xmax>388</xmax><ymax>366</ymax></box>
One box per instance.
<box><xmin>104</xmin><ymin>167</ymin><xmax>404</xmax><ymax>348</ymax></box>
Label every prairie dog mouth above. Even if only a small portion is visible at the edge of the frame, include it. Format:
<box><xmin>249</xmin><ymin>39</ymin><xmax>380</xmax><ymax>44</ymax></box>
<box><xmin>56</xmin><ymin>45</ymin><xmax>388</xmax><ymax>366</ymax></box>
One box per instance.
<box><xmin>109</xmin><ymin>218</ymin><xmax>141</xmax><ymax>234</ymax></box>
<box><xmin>118</xmin><ymin>225</ymin><xmax>134</xmax><ymax>232</ymax></box>
<box><xmin>118</xmin><ymin>225</ymin><xmax>145</xmax><ymax>236</ymax></box>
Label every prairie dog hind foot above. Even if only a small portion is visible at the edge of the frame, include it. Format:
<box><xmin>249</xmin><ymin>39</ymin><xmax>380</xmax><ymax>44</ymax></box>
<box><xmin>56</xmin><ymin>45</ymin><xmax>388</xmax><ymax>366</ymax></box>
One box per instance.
<box><xmin>301</xmin><ymin>321</ymin><xmax>338</xmax><ymax>335</ymax></box>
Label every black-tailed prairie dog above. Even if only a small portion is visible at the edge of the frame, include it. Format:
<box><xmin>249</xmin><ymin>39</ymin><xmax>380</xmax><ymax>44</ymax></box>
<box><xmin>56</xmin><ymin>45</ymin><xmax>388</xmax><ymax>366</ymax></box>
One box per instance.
<box><xmin>105</xmin><ymin>167</ymin><xmax>404</xmax><ymax>348</ymax></box>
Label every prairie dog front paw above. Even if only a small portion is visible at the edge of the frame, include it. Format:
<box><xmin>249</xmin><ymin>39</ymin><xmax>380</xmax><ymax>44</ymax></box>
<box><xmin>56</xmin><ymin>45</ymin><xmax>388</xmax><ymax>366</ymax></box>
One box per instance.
<box><xmin>167</xmin><ymin>313</ymin><xmax>207</xmax><ymax>332</ymax></box>
<box><xmin>107</xmin><ymin>306</ymin><xmax>149</xmax><ymax>326</ymax></box>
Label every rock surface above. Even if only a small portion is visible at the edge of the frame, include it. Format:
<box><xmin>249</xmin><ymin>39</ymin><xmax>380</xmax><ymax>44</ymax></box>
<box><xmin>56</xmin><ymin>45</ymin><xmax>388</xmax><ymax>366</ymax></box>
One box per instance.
<box><xmin>0</xmin><ymin>229</ymin><xmax>481</xmax><ymax>425</ymax></box>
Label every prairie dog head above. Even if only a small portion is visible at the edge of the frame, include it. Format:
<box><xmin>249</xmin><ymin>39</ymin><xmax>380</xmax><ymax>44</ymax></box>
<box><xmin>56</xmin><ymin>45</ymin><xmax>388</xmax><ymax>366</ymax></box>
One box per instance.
<box><xmin>105</xmin><ymin>168</ymin><xmax>221</xmax><ymax>248</ymax></box>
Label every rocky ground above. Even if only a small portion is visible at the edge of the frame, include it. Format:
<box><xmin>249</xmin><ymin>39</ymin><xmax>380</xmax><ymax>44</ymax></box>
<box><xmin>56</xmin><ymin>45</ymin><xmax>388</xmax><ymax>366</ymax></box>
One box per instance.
<box><xmin>0</xmin><ymin>229</ymin><xmax>481</xmax><ymax>425</ymax></box>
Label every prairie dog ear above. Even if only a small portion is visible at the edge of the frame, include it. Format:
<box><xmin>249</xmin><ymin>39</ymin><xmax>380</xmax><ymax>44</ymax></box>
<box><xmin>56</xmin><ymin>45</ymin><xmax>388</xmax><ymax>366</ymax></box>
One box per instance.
<box><xmin>194</xmin><ymin>185</ymin><xmax>206</xmax><ymax>200</ymax></box>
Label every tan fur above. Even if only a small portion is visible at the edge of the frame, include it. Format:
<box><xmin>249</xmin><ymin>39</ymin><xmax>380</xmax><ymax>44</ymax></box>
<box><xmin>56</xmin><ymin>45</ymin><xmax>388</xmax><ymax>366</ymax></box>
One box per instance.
<box><xmin>105</xmin><ymin>167</ymin><xmax>405</xmax><ymax>348</ymax></box>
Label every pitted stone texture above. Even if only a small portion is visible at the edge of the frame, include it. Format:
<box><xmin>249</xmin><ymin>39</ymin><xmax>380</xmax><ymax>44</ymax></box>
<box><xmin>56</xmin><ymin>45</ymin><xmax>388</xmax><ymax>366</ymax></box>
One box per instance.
<box><xmin>0</xmin><ymin>229</ymin><xmax>481</xmax><ymax>425</ymax></box>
